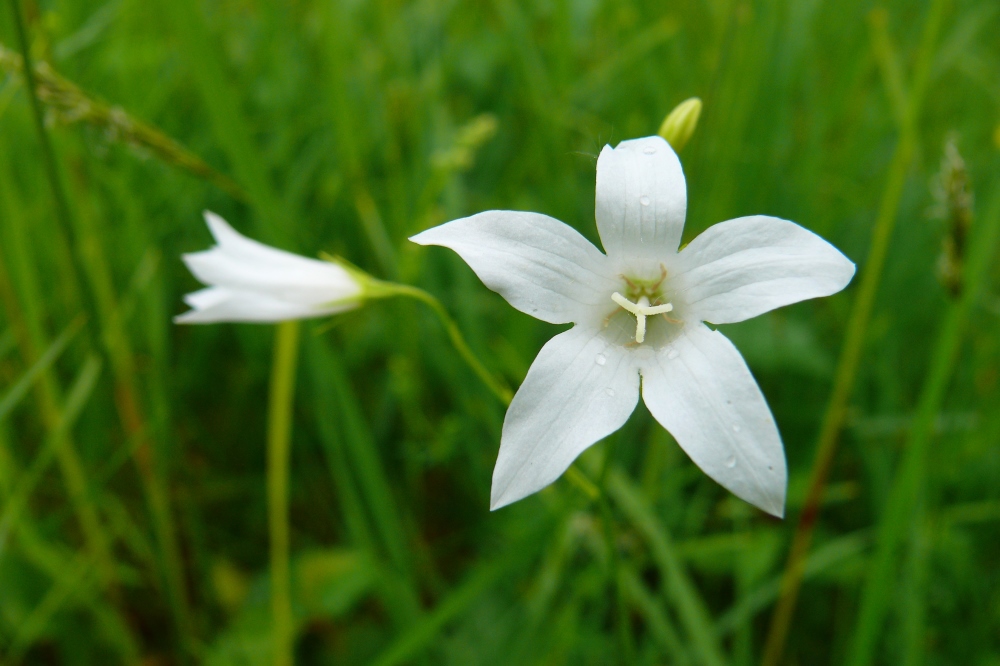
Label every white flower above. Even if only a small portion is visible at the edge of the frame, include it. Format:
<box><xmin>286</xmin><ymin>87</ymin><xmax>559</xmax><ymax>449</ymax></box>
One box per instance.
<box><xmin>411</xmin><ymin>136</ymin><xmax>855</xmax><ymax>517</ymax></box>
<box><xmin>176</xmin><ymin>211</ymin><xmax>362</xmax><ymax>324</ymax></box>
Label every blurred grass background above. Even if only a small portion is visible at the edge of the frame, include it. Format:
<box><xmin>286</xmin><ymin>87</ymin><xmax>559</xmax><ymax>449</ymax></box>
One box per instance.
<box><xmin>1</xmin><ymin>0</ymin><xmax>999</xmax><ymax>664</ymax></box>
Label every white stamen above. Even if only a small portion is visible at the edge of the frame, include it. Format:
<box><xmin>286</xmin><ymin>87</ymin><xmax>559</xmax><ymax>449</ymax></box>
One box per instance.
<box><xmin>611</xmin><ymin>292</ymin><xmax>673</xmax><ymax>343</ymax></box>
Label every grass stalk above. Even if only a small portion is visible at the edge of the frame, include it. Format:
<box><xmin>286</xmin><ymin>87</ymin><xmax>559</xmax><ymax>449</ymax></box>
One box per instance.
<box><xmin>597</xmin><ymin>442</ymin><xmax>635</xmax><ymax>665</ymax></box>
<box><xmin>0</xmin><ymin>42</ymin><xmax>246</xmax><ymax>202</ymax></box>
<box><xmin>6</xmin><ymin>0</ymin><xmax>101</xmax><ymax>347</ymax></box>
<box><xmin>267</xmin><ymin>321</ymin><xmax>301</xmax><ymax>666</ymax></box>
<box><xmin>8</xmin><ymin>3</ymin><xmax>196</xmax><ymax>653</ymax></box>
<box><xmin>760</xmin><ymin>2</ymin><xmax>951</xmax><ymax>662</ymax></box>
<box><xmin>845</xmin><ymin>190</ymin><xmax>1000</xmax><ymax>665</ymax></box>
<box><xmin>305</xmin><ymin>335</ymin><xmax>425</xmax><ymax>626</ymax></box>
<box><xmin>608</xmin><ymin>469</ymin><xmax>727</xmax><ymax>666</ymax></box>
<box><xmin>0</xmin><ymin>189</ymin><xmax>124</xmax><ymax>609</ymax></box>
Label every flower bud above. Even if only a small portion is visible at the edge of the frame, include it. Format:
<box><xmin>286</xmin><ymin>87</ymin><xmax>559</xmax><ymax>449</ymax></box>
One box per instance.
<box><xmin>657</xmin><ymin>97</ymin><xmax>702</xmax><ymax>152</ymax></box>
<box><xmin>176</xmin><ymin>212</ymin><xmax>365</xmax><ymax>324</ymax></box>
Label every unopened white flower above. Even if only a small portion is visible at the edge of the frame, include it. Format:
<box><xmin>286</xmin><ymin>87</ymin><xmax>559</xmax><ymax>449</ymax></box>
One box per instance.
<box><xmin>411</xmin><ymin>136</ymin><xmax>855</xmax><ymax>517</ymax></box>
<box><xmin>176</xmin><ymin>211</ymin><xmax>362</xmax><ymax>324</ymax></box>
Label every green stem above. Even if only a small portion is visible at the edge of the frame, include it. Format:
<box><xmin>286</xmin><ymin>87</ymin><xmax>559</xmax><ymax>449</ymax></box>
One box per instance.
<box><xmin>378</xmin><ymin>283</ymin><xmax>513</xmax><ymax>405</ymax></box>
<box><xmin>597</xmin><ymin>442</ymin><xmax>635</xmax><ymax>665</ymax></box>
<box><xmin>846</xmin><ymin>190</ymin><xmax>1000</xmax><ymax>666</ymax></box>
<box><xmin>9</xmin><ymin>2</ymin><xmax>195</xmax><ymax>653</ymax></box>
<box><xmin>268</xmin><ymin>321</ymin><xmax>301</xmax><ymax>666</ymax></box>
<box><xmin>760</xmin><ymin>3</ymin><xmax>950</xmax><ymax>663</ymax></box>
<box><xmin>7</xmin><ymin>0</ymin><xmax>101</xmax><ymax>346</ymax></box>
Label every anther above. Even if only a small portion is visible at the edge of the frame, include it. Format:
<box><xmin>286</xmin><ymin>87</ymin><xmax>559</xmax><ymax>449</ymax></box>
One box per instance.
<box><xmin>610</xmin><ymin>292</ymin><xmax>673</xmax><ymax>343</ymax></box>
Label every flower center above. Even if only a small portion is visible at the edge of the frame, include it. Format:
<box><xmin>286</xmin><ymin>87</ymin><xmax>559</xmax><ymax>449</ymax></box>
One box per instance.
<box><xmin>610</xmin><ymin>292</ymin><xmax>673</xmax><ymax>344</ymax></box>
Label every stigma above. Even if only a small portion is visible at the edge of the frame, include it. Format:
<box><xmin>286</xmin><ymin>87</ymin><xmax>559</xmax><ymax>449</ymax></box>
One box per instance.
<box><xmin>611</xmin><ymin>292</ymin><xmax>674</xmax><ymax>344</ymax></box>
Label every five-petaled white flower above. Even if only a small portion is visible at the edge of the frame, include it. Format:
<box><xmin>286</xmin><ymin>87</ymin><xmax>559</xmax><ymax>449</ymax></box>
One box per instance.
<box><xmin>411</xmin><ymin>135</ymin><xmax>855</xmax><ymax>517</ymax></box>
<box><xmin>176</xmin><ymin>211</ymin><xmax>362</xmax><ymax>324</ymax></box>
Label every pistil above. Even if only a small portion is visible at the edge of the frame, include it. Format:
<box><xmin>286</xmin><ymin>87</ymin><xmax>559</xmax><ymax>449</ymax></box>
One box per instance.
<box><xmin>611</xmin><ymin>292</ymin><xmax>673</xmax><ymax>343</ymax></box>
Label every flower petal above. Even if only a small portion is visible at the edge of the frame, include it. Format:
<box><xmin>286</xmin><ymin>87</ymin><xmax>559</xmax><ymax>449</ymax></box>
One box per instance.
<box><xmin>595</xmin><ymin>135</ymin><xmax>687</xmax><ymax>261</ymax></box>
<box><xmin>491</xmin><ymin>325</ymin><xmax>639</xmax><ymax>510</ymax></box>
<box><xmin>410</xmin><ymin>211</ymin><xmax>616</xmax><ymax>325</ymax></box>
<box><xmin>184</xmin><ymin>212</ymin><xmax>360</xmax><ymax>304</ymax></box>
<box><xmin>174</xmin><ymin>287</ymin><xmax>358</xmax><ymax>324</ymax></box>
<box><xmin>674</xmin><ymin>215</ymin><xmax>855</xmax><ymax>324</ymax></box>
<box><xmin>640</xmin><ymin>324</ymin><xmax>786</xmax><ymax>517</ymax></box>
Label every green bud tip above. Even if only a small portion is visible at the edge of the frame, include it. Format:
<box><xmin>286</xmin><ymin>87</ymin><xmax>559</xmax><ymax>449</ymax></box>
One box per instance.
<box><xmin>658</xmin><ymin>97</ymin><xmax>702</xmax><ymax>152</ymax></box>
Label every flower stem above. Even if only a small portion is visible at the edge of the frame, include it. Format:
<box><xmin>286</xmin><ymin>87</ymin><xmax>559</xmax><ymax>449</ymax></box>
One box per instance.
<box><xmin>268</xmin><ymin>320</ymin><xmax>300</xmax><ymax>666</ymax></box>
<box><xmin>378</xmin><ymin>283</ymin><xmax>513</xmax><ymax>405</ymax></box>
<box><xmin>760</xmin><ymin>3</ymin><xmax>950</xmax><ymax>663</ymax></box>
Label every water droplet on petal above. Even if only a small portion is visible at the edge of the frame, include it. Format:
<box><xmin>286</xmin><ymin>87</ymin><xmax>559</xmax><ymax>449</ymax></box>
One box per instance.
<box><xmin>667</xmin><ymin>349</ymin><xmax>679</xmax><ymax>360</ymax></box>
<box><xmin>595</xmin><ymin>353</ymin><xmax>607</xmax><ymax>366</ymax></box>
<box><xmin>732</xmin><ymin>424</ymin><xmax>741</xmax><ymax>433</ymax></box>
<box><xmin>725</xmin><ymin>456</ymin><xmax>737</xmax><ymax>468</ymax></box>
<box><xmin>605</xmin><ymin>387</ymin><xmax>616</xmax><ymax>397</ymax></box>
<box><xmin>643</xmin><ymin>146</ymin><xmax>657</xmax><ymax>155</ymax></box>
<box><xmin>726</xmin><ymin>399</ymin><xmax>733</xmax><ymax>405</ymax></box>
<box><xmin>768</xmin><ymin>465</ymin><xmax>774</xmax><ymax>471</ymax></box>
<box><xmin>640</xmin><ymin>195</ymin><xmax>650</xmax><ymax>206</ymax></box>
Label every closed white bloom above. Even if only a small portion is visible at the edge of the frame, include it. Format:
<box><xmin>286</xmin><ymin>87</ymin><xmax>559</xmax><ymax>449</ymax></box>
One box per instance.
<box><xmin>176</xmin><ymin>211</ymin><xmax>362</xmax><ymax>324</ymax></box>
<box><xmin>411</xmin><ymin>136</ymin><xmax>855</xmax><ymax>517</ymax></box>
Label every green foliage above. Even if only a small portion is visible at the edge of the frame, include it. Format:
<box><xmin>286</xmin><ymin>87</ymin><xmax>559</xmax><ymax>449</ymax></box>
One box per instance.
<box><xmin>1</xmin><ymin>0</ymin><xmax>999</xmax><ymax>663</ymax></box>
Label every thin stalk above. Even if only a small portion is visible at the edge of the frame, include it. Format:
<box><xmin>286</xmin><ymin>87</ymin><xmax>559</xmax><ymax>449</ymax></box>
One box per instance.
<box><xmin>760</xmin><ymin>2</ymin><xmax>950</xmax><ymax>663</ymax></box>
<box><xmin>381</xmin><ymin>283</ymin><xmax>513</xmax><ymax>405</ymax></box>
<box><xmin>305</xmin><ymin>336</ymin><xmax>425</xmax><ymax>627</ymax></box>
<box><xmin>608</xmin><ymin>470</ymin><xmax>728</xmax><ymax>666</ymax></box>
<box><xmin>597</xmin><ymin>441</ymin><xmax>635</xmax><ymax>665</ymax></box>
<box><xmin>0</xmin><ymin>43</ymin><xmax>247</xmax><ymax>202</ymax></box>
<box><xmin>7</xmin><ymin>0</ymin><xmax>100</xmax><ymax>346</ymax></box>
<box><xmin>8</xmin><ymin>3</ymin><xmax>196</xmax><ymax>652</ymax></box>
<box><xmin>845</xmin><ymin>190</ymin><xmax>1000</xmax><ymax>665</ymax></box>
<box><xmin>268</xmin><ymin>321</ymin><xmax>301</xmax><ymax>666</ymax></box>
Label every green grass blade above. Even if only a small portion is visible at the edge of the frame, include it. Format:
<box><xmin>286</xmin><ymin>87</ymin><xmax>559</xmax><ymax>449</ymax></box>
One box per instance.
<box><xmin>608</xmin><ymin>469</ymin><xmax>728</xmax><ymax>666</ymax></box>
<box><xmin>846</xmin><ymin>187</ymin><xmax>1000</xmax><ymax>666</ymax></box>
<box><xmin>0</xmin><ymin>354</ymin><xmax>102</xmax><ymax>555</ymax></box>
<box><xmin>305</xmin><ymin>334</ymin><xmax>422</xmax><ymax>608</ymax></box>
<box><xmin>761</xmin><ymin>2</ymin><xmax>952</xmax><ymax>660</ymax></box>
<box><xmin>0</xmin><ymin>316</ymin><xmax>83</xmax><ymax>423</ymax></box>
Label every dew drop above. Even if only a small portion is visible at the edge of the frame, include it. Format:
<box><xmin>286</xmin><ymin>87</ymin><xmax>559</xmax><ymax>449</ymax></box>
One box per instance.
<box><xmin>725</xmin><ymin>456</ymin><xmax>737</xmax><ymax>468</ymax></box>
<box><xmin>726</xmin><ymin>399</ymin><xmax>733</xmax><ymax>405</ymax></box>
<box><xmin>640</xmin><ymin>195</ymin><xmax>650</xmax><ymax>206</ymax></box>
<box><xmin>595</xmin><ymin>353</ymin><xmax>607</xmax><ymax>366</ymax></box>
<box><xmin>605</xmin><ymin>387</ymin><xmax>616</xmax><ymax>397</ymax></box>
<box><xmin>643</xmin><ymin>146</ymin><xmax>657</xmax><ymax>155</ymax></box>
<box><xmin>768</xmin><ymin>466</ymin><xmax>774</xmax><ymax>471</ymax></box>
<box><xmin>666</xmin><ymin>348</ymin><xmax>679</xmax><ymax>360</ymax></box>
<box><xmin>732</xmin><ymin>424</ymin><xmax>742</xmax><ymax>433</ymax></box>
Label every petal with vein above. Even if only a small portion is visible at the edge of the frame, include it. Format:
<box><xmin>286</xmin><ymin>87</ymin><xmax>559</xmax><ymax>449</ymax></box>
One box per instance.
<box><xmin>410</xmin><ymin>211</ymin><xmax>615</xmax><ymax>325</ymax></box>
<box><xmin>640</xmin><ymin>324</ymin><xmax>786</xmax><ymax>517</ymax></box>
<box><xmin>491</xmin><ymin>325</ymin><xmax>639</xmax><ymax>509</ymax></box>
<box><xmin>185</xmin><ymin>212</ymin><xmax>360</xmax><ymax>304</ymax></box>
<box><xmin>675</xmin><ymin>215</ymin><xmax>855</xmax><ymax>324</ymax></box>
<box><xmin>595</xmin><ymin>135</ymin><xmax>687</xmax><ymax>261</ymax></box>
<box><xmin>174</xmin><ymin>287</ymin><xmax>357</xmax><ymax>324</ymax></box>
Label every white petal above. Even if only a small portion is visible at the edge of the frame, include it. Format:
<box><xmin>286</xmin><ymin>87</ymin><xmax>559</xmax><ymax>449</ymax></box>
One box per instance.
<box><xmin>410</xmin><ymin>211</ymin><xmax>616</xmax><ymax>325</ymax></box>
<box><xmin>674</xmin><ymin>215</ymin><xmax>855</xmax><ymax>324</ymax></box>
<box><xmin>595</xmin><ymin>135</ymin><xmax>687</xmax><ymax>261</ymax></box>
<box><xmin>174</xmin><ymin>287</ymin><xmax>358</xmax><ymax>324</ymax></box>
<box><xmin>491</xmin><ymin>325</ymin><xmax>639</xmax><ymax>510</ymax></box>
<box><xmin>640</xmin><ymin>324</ymin><xmax>786</xmax><ymax>517</ymax></box>
<box><xmin>185</xmin><ymin>212</ymin><xmax>360</xmax><ymax>304</ymax></box>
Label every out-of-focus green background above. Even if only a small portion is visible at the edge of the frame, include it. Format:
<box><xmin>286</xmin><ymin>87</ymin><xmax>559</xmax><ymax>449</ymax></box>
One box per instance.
<box><xmin>1</xmin><ymin>0</ymin><xmax>999</xmax><ymax>663</ymax></box>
